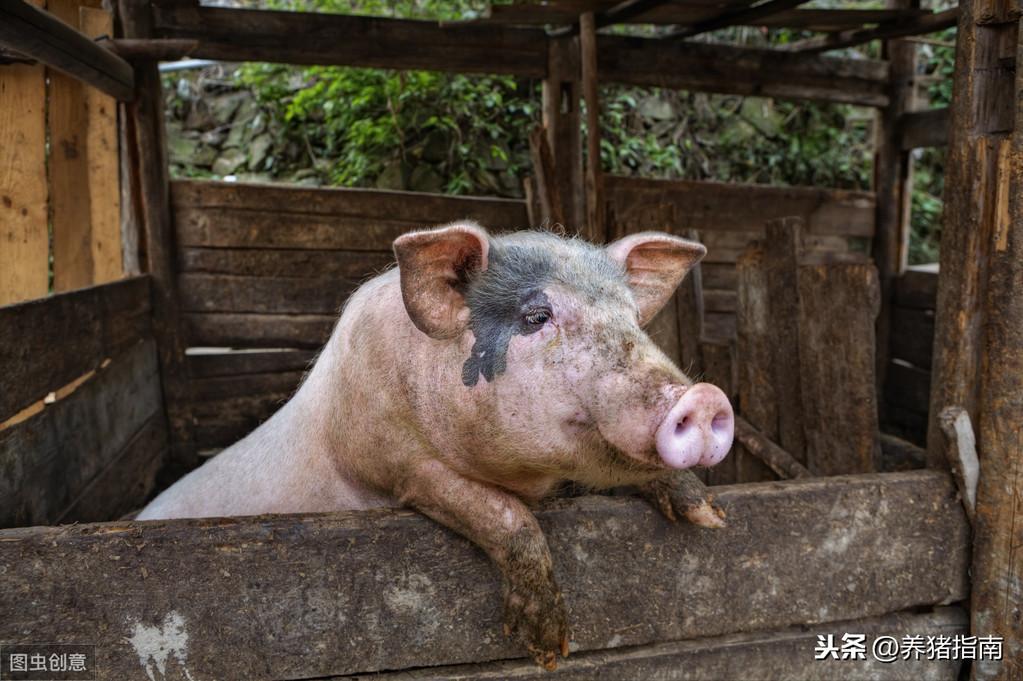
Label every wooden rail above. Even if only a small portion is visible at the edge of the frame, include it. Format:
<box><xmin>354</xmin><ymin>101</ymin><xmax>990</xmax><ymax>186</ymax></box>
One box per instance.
<box><xmin>787</xmin><ymin>8</ymin><xmax>960</xmax><ymax>54</ymax></box>
<box><xmin>0</xmin><ymin>0</ymin><xmax>134</xmax><ymax>100</ymax></box>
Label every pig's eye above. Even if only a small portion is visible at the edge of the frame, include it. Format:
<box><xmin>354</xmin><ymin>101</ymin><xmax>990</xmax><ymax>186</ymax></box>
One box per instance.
<box><xmin>524</xmin><ymin>309</ymin><xmax>552</xmax><ymax>326</ymax></box>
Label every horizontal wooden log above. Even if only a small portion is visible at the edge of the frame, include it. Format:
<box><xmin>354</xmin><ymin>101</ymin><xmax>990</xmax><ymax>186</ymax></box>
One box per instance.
<box><xmin>108</xmin><ymin>38</ymin><xmax>198</xmax><ymax>61</ymax></box>
<box><xmin>879</xmin><ymin>432</ymin><xmax>928</xmax><ymax>472</ymax></box>
<box><xmin>0</xmin><ymin>470</ymin><xmax>969</xmax><ymax>679</ymax></box>
<box><xmin>605</xmin><ymin>175</ymin><xmax>875</xmax><ymax>237</ymax></box>
<box><xmin>894</xmin><ymin>266</ymin><xmax>939</xmax><ymax>309</ymax></box>
<box><xmin>178</xmin><ymin>247</ymin><xmax>394</xmax><ymax>279</ymax></box>
<box><xmin>351</xmin><ymin>608</ymin><xmax>968</xmax><ymax>680</ymax></box>
<box><xmin>900</xmin><ymin>108</ymin><xmax>950</xmax><ymax>150</ymax></box>
<box><xmin>185</xmin><ymin>312</ymin><xmax>336</xmax><ymax>349</ymax></box>
<box><xmin>0</xmin><ymin>275</ymin><xmax>152</xmax><ymax>421</ymax></box>
<box><xmin>187</xmin><ymin>349</ymin><xmax>317</xmax><ymax>378</ymax></box>
<box><xmin>0</xmin><ymin>0</ymin><xmax>134</xmax><ymax>100</ymax></box>
<box><xmin>150</xmin><ymin>4</ymin><xmax>547</xmax><ymax>77</ymax></box>
<box><xmin>890</xmin><ymin>306</ymin><xmax>935</xmax><ymax>369</ymax></box>
<box><xmin>734</xmin><ymin>415</ymin><xmax>812</xmax><ymax>479</ymax></box>
<box><xmin>788</xmin><ymin>8</ymin><xmax>960</xmax><ymax>55</ymax></box>
<box><xmin>0</xmin><ymin>340</ymin><xmax>163</xmax><ymax>528</ymax></box>
<box><xmin>597</xmin><ymin>35</ymin><xmax>890</xmax><ymax>107</ymax></box>
<box><xmin>665</xmin><ymin>0</ymin><xmax>813</xmax><ymax>42</ymax></box>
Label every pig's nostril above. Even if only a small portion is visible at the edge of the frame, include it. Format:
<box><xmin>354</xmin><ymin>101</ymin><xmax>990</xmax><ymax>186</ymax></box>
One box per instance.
<box><xmin>675</xmin><ymin>415</ymin><xmax>690</xmax><ymax>435</ymax></box>
<box><xmin>711</xmin><ymin>412</ymin><xmax>731</xmax><ymax>434</ymax></box>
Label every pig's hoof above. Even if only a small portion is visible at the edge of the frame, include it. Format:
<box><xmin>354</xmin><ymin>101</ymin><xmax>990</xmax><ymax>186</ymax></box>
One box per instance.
<box><xmin>640</xmin><ymin>473</ymin><xmax>728</xmax><ymax>529</ymax></box>
<box><xmin>503</xmin><ymin>582</ymin><xmax>570</xmax><ymax>671</ymax></box>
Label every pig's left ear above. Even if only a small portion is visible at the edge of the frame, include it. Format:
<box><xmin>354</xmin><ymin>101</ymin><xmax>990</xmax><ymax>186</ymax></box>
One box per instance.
<box><xmin>393</xmin><ymin>222</ymin><xmax>489</xmax><ymax>339</ymax></box>
<box><xmin>606</xmin><ymin>232</ymin><xmax>706</xmax><ymax>326</ymax></box>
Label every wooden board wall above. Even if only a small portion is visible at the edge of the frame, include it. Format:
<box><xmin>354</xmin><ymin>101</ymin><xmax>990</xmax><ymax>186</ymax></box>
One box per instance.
<box><xmin>0</xmin><ymin>470</ymin><xmax>969</xmax><ymax>679</ymax></box>
<box><xmin>883</xmin><ymin>267</ymin><xmax>937</xmax><ymax>444</ymax></box>
<box><xmin>0</xmin><ymin>276</ymin><xmax>166</xmax><ymax>528</ymax></box>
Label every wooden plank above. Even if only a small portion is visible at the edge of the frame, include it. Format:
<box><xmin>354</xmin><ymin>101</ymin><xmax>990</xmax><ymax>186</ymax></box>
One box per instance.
<box><xmin>179</xmin><ymin>274</ymin><xmax>362</xmax><ymax>315</ymax></box>
<box><xmin>734</xmin><ymin>415</ymin><xmax>812</xmax><ymax>479</ymax></box>
<box><xmin>0</xmin><ymin>340</ymin><xmax>163</xmax><ymax>528</ymax></box>
<box><xmin>185</xmin><ymin>312</ymin><xmax>336</xmax><ymax>349</ymax></box>
<box><xmin>150</xmin><ymin>4</ymin><xmax>547</xmax><ymax>77</ymax></box>
<box><xmin>890</xmin><ymin>306</ymin><xmax>934</xmax><ymax>369</ymax></box>
<box><xmin>0</xmin><ymin>0</ymin><xmax>134</xmax><ymax>100</ymax></box>
<box><xmin>580</xmin><ymin>12</ymin><xmax>604</xmax><ymax>243</ymax></box>
<box><xmin>665</xmin><ymin>0</ymin><xmax>813</xmax><ymax>41</ymax></box>
<box><xmin>171</xmin><ymin>179</ymin><xmax>529</xmax><ymax>226</ymax></box>
<box><xmin>970</xmin><ymin>17</ymin><xmax>1023</xmax><ymax>675</ymax></box>
<box><xmin>597</xmin><ymin>35</ymin><xmax>891</xmax><ymax>107</ymax></box>
<box><xmin>121</xmin><ymin>0</ymin><xmax>196</xmax><ymax>471</ymax></box>
<box><xmin>81</xmin><ymin>6</ymin><xmax>123</xmax><ymax>285</ymax></box>
<box><xmin>0</xmin><ymin>276</ymin><xmax>152</xmax><ymax>421</ymax></box>
<box><xmin>734</xmin><ymin>243</ymin><xmax>778</xmax><ymax>483</ymax></box>
<box><xmin>787</xmin><ymin>8</ymin><xmax>960</xmax><ymax>55</ymax></box>
<box><xmin>900</xmin><ymin>107</ymin><xmax>951</xmax><ymax>150</ymax></box>
<box><xmin>798</xmin><ymin>263</ymin><xmax>882</xmax><ymax>475</ymax></box>
<box><xmin>48</xmin><ymin>0</ymin><xmax>94</xmax><ymax>293</ymax></box>
<box><xmin>701</xmin><ymin>338</ymin><xmax>738</xmax><ymax>485</ymax></box>
<box><xmin>190</xmin><ymin>369</ymin><xmax>304</xmax><ymax>448</ymax></box>
<box><xmin>187</xmin><ymin>349</ymin><xmax>317</xmax><ymax>379</ymax></box>
<box><xmin>675</xmin><ymin>230</ymin><xmax>705</xmax><ymax>376</ymax></box>
<box><xmin>0</xmin><ymin>19</ymin><xmax>49</xmax><ymax>307</ymax></box>
<box><xmin>178</xmin><ymin>247</ymin><xmax>393</xmax><ymax>279</ymax></box>
<box><xmin>543</xmin><ymin>36</ymin><xmax>584</xmax><ymax>232</ymax></box>
<box><xmin>55</xmin><ymin>411</ymin><xmax>168</xmax><ymax>524</ymax></box>
<box><xmin>893</xmin><ymin>266</ymin><xmax>939</xmax><ymax>308</ymax></box>
<box><xmin>346</xmin><ymin>608</ymin><xmax>967</xmax><ymax>680</ymax></box>
<box><xmin>0</xmin><ymin>470</ymin><xmax>970</xmax><ymax>678</ymax></box>
<box><xmin>605</xmin><ymin>175</ymin><xmax>875</xmax><ymax>237</ymax></box>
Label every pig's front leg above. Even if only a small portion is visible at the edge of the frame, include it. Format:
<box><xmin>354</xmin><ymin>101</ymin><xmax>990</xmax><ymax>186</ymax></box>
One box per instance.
<box><xmin>395</xmin><ymin>459</ymin><xmax>570</xmax><ymax>670</ymax></box>
<box><xmin>639</xmin><ymin>469</ymin><xmax>727</xmax><ymax>528</ymax></box>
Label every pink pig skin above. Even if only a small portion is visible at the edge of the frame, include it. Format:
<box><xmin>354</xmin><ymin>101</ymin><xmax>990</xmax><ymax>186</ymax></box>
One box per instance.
<box><xmin>138</xmin><ymin>223</ymin><xmax>734</xmax><ymax>669</ymax></box>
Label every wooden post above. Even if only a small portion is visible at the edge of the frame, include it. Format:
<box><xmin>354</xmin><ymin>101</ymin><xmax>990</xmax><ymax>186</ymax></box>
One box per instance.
<box><xmin>933</xmin><ymin>0</ymin><xmax>1023</xmax><ymax>675</ymax></box>
<box><xmin>0</xmin><ymin>0</ymin><xmax>48</xmax><ymax>306</ymax></box>
<box><xmin>872</xmin><ymin>0</ymin><xmax>919</xmax><ymax>424</ymax></box>
<box><xmin>579</xmin><ymin>12</ymin><xmax>604</xmax><ymax>243</ymax></box>
<box><xmin>118</xmin><ymin>0</ymin><xmax>197</xmax><ymax>474</ymax></box>
<box><xmin>542</xmin><ymin>36</ymin><xmax>583</xmax><ymax>233</ymax></box>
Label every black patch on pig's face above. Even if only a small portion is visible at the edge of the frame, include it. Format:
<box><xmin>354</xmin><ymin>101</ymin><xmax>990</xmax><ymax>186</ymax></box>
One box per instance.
<box><xmin>461</xmin><ymin>245</ymin><xmax>555</xmax><ymax>387</ymax></box>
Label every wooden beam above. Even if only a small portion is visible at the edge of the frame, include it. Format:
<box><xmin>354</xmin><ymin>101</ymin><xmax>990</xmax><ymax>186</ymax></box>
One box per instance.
<box><xmin>119</xmin><ymin>0</ymin><xmax>197</xmax><ymax>476</ymax></box>
<box><xmin>0</xmin><ymin>0</ymin><xmax>134</xmax><ymax>100</ymax></box>
<box><xmin>734</xmin><ymin>415</ymin><xmax>812</xmax><ymax>479</ymax></box>
<box><xmin>580</xmin><ymin>12</ymin><xmax>604</xmax><ymax>243</ymax></box>
<box><xmin>665</xmin><ymin>0</ymin><xmax>813</xmax><ymax>41</ymax></box>
<box><xmin>150</xmin><ymin>4</ymin><xmax>547</xmax><ymax>77</ymax></box>
<box><xmin>542</xmin><ymin>36</ymin><xmax>584</xmax><ymax>231</ymax></box>
<box><xmin>787</xmin><ymin>8</ymin><xmax>959</xmax><ymax>55</ymax></box>
<box><xmin>0</xmin><ymin>470</ymin><xmax>969</xmax><ymax>678</ymax></box>
<box><xmin>899</xmin><ymin>107</ymin><xmax>950</xmax><ymax>149</ymax></box>
<box><xmin>107</xmin><ymin>38</ymin><xmax>199</xmax><ymax>61</ymax></box>
<box><xmin>597</xmin><ymin>35</ymin><xmax>891</xmax><ymax>107</ymax></box>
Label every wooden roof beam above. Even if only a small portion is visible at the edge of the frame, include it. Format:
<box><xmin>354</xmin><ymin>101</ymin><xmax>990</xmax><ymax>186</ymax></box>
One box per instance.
<box><xmin>0</xmin><ymin>0</ymin><xmax>134</xmax><ymax>100</ymax></box>
<box><xmin>786</xmin><ymin>7</ymin><xmax>959</xmax><ymax>54</ymax></box>
<box><xmin>663</xmin><ymin>0</ymin><xmax>814</xmax><ymax>41</ymax></box>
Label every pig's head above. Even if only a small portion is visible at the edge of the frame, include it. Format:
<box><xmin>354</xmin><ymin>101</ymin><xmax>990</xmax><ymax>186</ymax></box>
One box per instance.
<box><xmin>393</xmin><ymin>222</ymin><xmax>734</xmax><ymax>486</ymax></box>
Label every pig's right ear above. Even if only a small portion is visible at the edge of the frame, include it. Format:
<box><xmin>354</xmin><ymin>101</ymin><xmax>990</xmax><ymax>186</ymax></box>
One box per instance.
<box><xmin>606</xmin><ymin>232</ymin><xmax>706</xmax><ymax>326</ymax></box>
<box><xmin>393</xmin><ymin>222</ymin><xmax>489</xmax><ymax>339</ymax></box>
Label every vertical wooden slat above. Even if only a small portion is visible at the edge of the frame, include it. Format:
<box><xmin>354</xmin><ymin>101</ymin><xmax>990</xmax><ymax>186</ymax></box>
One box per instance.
<box><xmin>48</xmin><ymin>0</ymin><xmax>96</xmax><ymax>292</ymax></box>
<box><xmin>579</xmin><ymin>12</ymin><xmax>604</xmax><ymax>243</ymax></box>
<box><xmin>81</xmin><ymin>6</ymin><xmax>123</xmax><ymax>284</ymax></box>
<box><xmin>873</xmin><ymin>0</ymin><xmax>920</xmax><ymax>424</ymax></box>
<box><xmin>119</xmin><ymin>0</ymin><xmax>197</xmax><ymax>475</ymax></box>
<box><xmin>0</xmin><ymin>0</ymin><xmax>49</xmax><ymax>306</ymax></box>
<box><xmin>542</xmin><ymin>36</ymin><xmax>584</xmax><ymax>233</ymax></box>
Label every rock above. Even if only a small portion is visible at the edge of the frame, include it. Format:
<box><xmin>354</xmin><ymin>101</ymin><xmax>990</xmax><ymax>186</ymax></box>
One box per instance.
<box><xmin>638</xmin><ymin>96</ymin><xmax>675</xmax><ymax>121</ymax></box>
<box><xmin>212</xmin><ymin>148</ymin><xmax>247</xmax><ymax>176</ymax></box>
<box><xmin>168</xmin><ymin>133</ymin><xmax>199</xmax><ymax>166</ymax></box>
<box><xmin>234</xmin><ymin>172</ymin><xmax>273</xmax><ymax>184</ymax></box>
<box><xmin>185</xmin><ymin>101</ymin><xmax>215</xmax><ymax>130</ymax></box>
<box><xmin>375</xmin><ymin>160</ymin><xmax>406</xmax><ymax>190</ymax></box>
<box><xmin>193</xmin><ymin>144</ymin><xmax>218</xmax><ymax>168</ymax></box>
<box><xmin>200</xmin><ymin>129</ymin><xmax>226</xmax><ymax>147</ymax></box>
<box><xmin>420</xmin><ymin>131</ymin><xmax>451</xmax><ymax>163</ymax></box>
<box><xmin>209</xmin><ymin>93</ymin><xmax>247</xmax><ymax>126</ymax></box>
<box><xmin>248</xmin><ymin>133</ymin><xmax>274</xmax><ymax>171</ymax></box>
<box><xmin>409</xmin><ymin>164</ymin><xmax>444</xmax><ymax>193</ymax></box>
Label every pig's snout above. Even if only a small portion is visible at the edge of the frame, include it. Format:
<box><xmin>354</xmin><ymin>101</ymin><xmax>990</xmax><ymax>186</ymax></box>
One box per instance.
<box><xmin>655</xmin><ymin>383</ymin><xmax>734</xmax><ymax>469</ymax></box>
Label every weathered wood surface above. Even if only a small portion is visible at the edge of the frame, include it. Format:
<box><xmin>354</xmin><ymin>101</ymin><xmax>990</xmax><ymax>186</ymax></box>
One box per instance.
<box><xmin>185</xmin><ymin>312</ymin><xmax>336</xmax><ymax>349</ymax></box>
<box><xmin>579</xmin><ymin>12</ymin><xmax>604</xmax><ymax>243</ymax></box>
<box><xmin>890</xmin><ymin>306</ymin><xmax>935</xmax><ymax>369</ymax></box>
<box><xmin>0</xmin><ymin>27</ymin><xmax>49</xmax><ymax>307</ymax></box>
<box><xmin>0</xmin><ymin>471</ymin><xmax>969</xmax><ymax>680</ymax></box>
<box><xmin>122</xmin><ymin>0</ymin><xmax>196</xmax><ymax>471</ymax></box>
<box><xmin>787</xmin><ymin>7</ymin><xmax>959</xmax><ymax>54</ymax></box>
<box><xmin>900</xmin><ymin>107</ymin><xmax>950</xmax><ymax>150</ymax></box>
<box><xmin>734</xmin><ymin>415</ymin><xmax>812</xmax><ymax>480</ymax></box>
<box><xmin>700</xmin><ymin>338</ymin><xmax>738</xmax><ymax>485</ymax></box>
<box><xmin>0</xmin><ymin>276</ymin><xmax>152</xmax><ymax>421</ymax></box>
<box><xmin>605</xmin><ymin>175</ymin><xmax>875</xmax><ymax>237</ymax></box>
<box><xmin>893</xmin><ymin>265</ymin><xmax>938</xmax><ymax>308</ymax></box>
<box><xmin>542</xmin><ymin>36</ymin><xmax>584</xmax><ymax>232</ymax></box>
<box><xmin>151</xmin><ymin>2</ymin><xmax>547</xmax><ymax>77</ymax></box>
<box><xmin>596</xmin><ymin>35</ymin><xmax>891</xmax><ymax>107</ymax></box>
<box><xmin>884</xmin><ymin>360</ymin><xmax>931</xmax><ymax>422</ymax></box>
<box><xmin>344</xmin><ymin>609</ymin><xmax>968</xmax><ymax>681</ymax></box>
<box><xmin>969</xmin><ymin>11</ymin><xmax>1023</xmax><ymax>676</ymax></box>
<box><xmin>665</xmin><ymin>0</ymin><xmax>813</xmax><ymax>42</ymax></box>
<box><xmin>0</xmin><ymin>340</ymin><xmax>164</xmax><ymax>528</ymax></box>
<box><xmin>797</xmin><ymin>263</ymin><xmax>882</xmax><ymax>474</ymax></box>
<box><xmin>0</xmin><ymin>0</ymin><xmax>134</xmax><ymax>100</ymax></box>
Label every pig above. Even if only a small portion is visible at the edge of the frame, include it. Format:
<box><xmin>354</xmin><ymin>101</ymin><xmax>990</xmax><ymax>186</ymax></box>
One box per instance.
<box><xmin>138</xmin><ymin>222</ymin><xmax>735</xmax><ymax>669</ymax></box>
